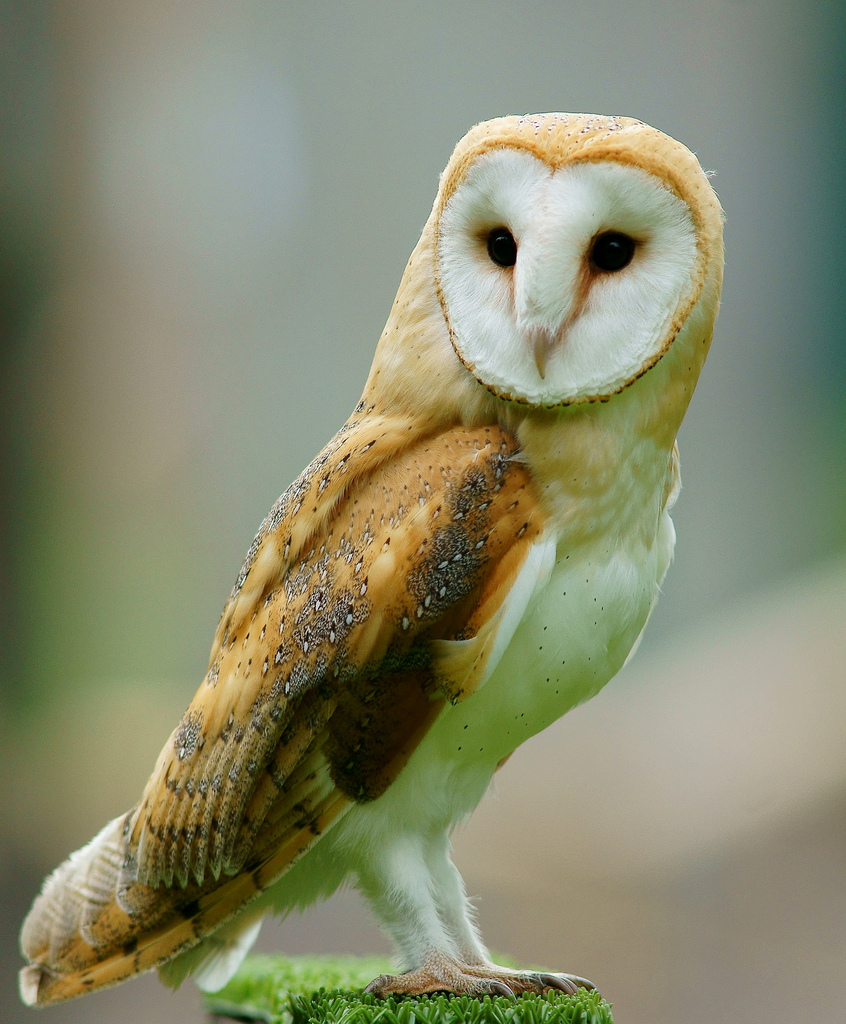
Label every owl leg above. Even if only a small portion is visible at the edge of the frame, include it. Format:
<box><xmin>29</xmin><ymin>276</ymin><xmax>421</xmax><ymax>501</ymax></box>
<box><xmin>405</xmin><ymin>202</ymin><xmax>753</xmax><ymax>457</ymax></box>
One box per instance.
<box><xmin>359</xmin><ymin>831</ymin><xmax>594</xmax><ymax>999</ymax></box>
<box><xmin>355</xmin><ymin>831</ymin><xmax>459</xmax><ymax>970</ymax></box>
<box><xmin>424</xmin><ymin>832</ymin><xmax>487</xmax><ymax>965</ymax></box>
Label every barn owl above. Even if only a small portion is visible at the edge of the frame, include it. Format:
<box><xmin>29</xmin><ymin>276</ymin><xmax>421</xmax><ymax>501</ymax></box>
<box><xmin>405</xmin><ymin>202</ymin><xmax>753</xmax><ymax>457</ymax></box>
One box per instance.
<box><xmin>20</xmin><ymin>112</ymin><xmax>723</xmax><ymax>1006</ymax></box>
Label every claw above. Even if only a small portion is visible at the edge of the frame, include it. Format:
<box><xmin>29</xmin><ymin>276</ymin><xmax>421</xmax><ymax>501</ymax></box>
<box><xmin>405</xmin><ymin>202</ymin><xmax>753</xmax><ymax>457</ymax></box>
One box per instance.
<box><xmin>536</xmin><ymin>973</ymin><xmax>578</xmax><ymax>995</ymax></box>
<box><xmin>486</xmin><ymin>980</ymin><xmax>516</xmax><ymax>999</ymax></box>
<box><xmin>363</xmin><ymin>974</ymin><xmax>390</xmax><ymax>996</ymax></box>
<box><xmin>364</xmin><ymin>964</ymin><xmax>595</xmax><ymax>1001</ymax></box>
<box><xmin>567</xmin><ymin>975</ymin><xmax>596</xmax><ymax>992</ymax></box>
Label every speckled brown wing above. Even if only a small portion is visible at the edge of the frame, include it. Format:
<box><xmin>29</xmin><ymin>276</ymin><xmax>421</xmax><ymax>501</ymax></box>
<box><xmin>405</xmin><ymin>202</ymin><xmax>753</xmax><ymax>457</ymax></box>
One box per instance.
<box><xmin>127</xmin><ymin>422</ymin><xmax>543</xmax><ymax>889</ymax></box>
<box><xmin>20</xmin><ymin>423</ymin><xmax>545</xmax><ymax>1006</ymax></box>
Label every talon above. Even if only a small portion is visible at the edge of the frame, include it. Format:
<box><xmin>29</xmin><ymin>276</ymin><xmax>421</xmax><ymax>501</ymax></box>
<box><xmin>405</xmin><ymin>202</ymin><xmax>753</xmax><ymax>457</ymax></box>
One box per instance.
<box><xmin>363</xmin><ymin>963</ymin><xmax>594</xmax><ymax>1002</ymax></box>
<box><xmin>364</xmin><ymin>974</ymin><xmax>390</xmax><ymax>997</ymax></box>
<box><xmin>537</xmin><ymin>973</ymin><xmax>578</xmax><ymax>995</ymax></box>
<box><xmin>486</xmin><ymin>980</ymin><xmax>516</xmax><ymax>999</ymax></box>
<box><xmin>568</xmin><ymin>975</ymin><xmax>596</xmax><ymax>992</ymax></box>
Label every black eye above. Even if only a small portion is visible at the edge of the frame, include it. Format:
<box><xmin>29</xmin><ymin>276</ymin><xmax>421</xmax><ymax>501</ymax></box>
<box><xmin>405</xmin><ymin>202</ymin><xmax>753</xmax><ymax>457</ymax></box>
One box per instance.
<box><xmin>487</xmin><ymin>227</ymin><xmax>517</xmax><ymax>268</ymax></box>
<box><xmin>590</xmin><ymin>231</ymin><xmax>636</xmax><ymax>272</ymax></box>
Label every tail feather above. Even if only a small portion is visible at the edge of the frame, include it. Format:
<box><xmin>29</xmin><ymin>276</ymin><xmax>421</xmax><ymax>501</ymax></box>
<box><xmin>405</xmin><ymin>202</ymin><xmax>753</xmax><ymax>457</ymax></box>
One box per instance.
<box><xmin>19</xmin><ymin>793</ymin><xmax>351</xmax><ymax>1006</ymax></box>
<box><xmin>21</xmin><ymin>815</ymin><xmax>128</xmax><ymax>965</ymax></box>
<box><xmin>78</xmin><ymin>824</ymin><xmax>129</xmax><ymax>945</ymax></box>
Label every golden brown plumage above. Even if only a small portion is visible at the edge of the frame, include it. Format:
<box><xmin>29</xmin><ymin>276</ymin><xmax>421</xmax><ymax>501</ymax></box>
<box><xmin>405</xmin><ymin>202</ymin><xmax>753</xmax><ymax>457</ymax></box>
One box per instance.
<box><xmin>21</xmin><ymin>112</ymin><xmax>723</xmax><ymax>1006</ymax></box>
<box><xmin>21</xmin><ymin>426</ymin><xmax>544</xmax><ymax>1004</ymax></box>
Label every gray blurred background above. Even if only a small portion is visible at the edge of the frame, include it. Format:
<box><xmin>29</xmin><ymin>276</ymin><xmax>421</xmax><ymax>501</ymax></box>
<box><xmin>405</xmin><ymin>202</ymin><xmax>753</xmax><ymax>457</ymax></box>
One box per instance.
<box><xmin>1</xmin><ymin>2</ymin><xmax>844</xmax><ymax>1022</ymax></box>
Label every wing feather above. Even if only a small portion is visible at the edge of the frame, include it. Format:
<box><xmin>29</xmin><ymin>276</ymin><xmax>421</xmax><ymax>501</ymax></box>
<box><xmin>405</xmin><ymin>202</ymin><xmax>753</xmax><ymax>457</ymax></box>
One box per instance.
<box><xmin>20</xmin><ymin>423</ymin><xmax>546</xmax><ymax>1006</ymax></box>
<box><xmin>129</xmin><ymin>425</ymin><xmax>541</xmax><ymax>885</ymax></box>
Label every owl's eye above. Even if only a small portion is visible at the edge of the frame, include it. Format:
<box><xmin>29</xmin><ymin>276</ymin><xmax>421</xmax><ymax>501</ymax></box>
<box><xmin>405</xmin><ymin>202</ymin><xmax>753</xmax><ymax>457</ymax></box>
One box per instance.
<box><xmin>487</xmin><ymin>228</ymin><xmax>517</xmax><ymax>268</ymax></box>
<box><xmin>590</xmin><ymin>232</ymin><xmax>636</xmax><ymax>272</ymax></box>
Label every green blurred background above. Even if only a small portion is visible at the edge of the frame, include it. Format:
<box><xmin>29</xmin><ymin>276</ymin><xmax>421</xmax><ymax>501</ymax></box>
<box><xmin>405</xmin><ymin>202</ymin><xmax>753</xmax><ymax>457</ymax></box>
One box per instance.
<box><xmin>1</xmin><ymin>2</ymin><xmax>844</xmax><ymax>1022</ymax></box>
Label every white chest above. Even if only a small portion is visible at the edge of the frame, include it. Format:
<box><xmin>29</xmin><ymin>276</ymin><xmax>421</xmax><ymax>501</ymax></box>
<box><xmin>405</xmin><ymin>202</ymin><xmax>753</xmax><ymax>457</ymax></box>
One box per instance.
<box><xmin>469</xmin><ymin>535</ymin><xmax>666</xmax><ymax>746</ymax></box>
<box><xmin>408</xmin><ymin>504</ymin><xmax>676</xmax><ymax>819</ymax></box>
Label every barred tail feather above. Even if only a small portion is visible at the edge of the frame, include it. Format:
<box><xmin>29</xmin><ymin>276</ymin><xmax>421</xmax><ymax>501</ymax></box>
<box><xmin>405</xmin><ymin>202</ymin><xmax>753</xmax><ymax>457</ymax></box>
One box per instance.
<box><xmin>19</xmin><ymin>794</ymin><xmax>350</xmax><ymax>1006</ymax></box>
<box><xmin>20</xmin><ymin>814</ymin><xmax>130</xmax><ymax>971</ymax></box>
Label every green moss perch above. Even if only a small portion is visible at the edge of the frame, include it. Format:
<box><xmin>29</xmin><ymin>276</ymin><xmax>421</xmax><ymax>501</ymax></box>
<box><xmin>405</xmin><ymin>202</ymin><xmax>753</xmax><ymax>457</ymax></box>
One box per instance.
<box><xmin>204</xmin><ymin>955</ymin><xmax>614</xmax><ymax>1024</ymax></box>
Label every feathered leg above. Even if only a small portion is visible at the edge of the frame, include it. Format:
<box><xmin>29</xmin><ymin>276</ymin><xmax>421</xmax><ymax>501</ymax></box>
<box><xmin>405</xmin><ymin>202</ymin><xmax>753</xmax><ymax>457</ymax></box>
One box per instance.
<box><xmin>358</xmin><ymin>827</ymin><xmax>594</xmax><ymax>998</ymax></box>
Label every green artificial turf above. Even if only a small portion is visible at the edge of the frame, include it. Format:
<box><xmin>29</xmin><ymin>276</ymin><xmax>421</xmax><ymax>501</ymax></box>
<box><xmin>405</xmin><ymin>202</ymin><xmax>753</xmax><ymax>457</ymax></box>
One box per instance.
<box><xmin>203</xmin><ymin>955</ymin><xmax>614</xmax><ymax>1024</ymax></box>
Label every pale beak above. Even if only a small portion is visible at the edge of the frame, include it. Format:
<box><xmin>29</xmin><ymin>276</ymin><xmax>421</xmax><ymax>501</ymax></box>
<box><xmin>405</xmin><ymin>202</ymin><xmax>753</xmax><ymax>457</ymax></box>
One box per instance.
<box><xmin>528</xmin><ymin>327</ymin><xmax>558</xmax><ymax>380</ymax></box>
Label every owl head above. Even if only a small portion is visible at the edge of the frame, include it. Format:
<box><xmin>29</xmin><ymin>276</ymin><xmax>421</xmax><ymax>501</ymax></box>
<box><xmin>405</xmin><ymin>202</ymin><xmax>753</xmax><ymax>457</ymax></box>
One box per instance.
<box><xmin>365</xmin><ymin>113</ymin><xmax>723</xmax><ymax>422</ymax></box>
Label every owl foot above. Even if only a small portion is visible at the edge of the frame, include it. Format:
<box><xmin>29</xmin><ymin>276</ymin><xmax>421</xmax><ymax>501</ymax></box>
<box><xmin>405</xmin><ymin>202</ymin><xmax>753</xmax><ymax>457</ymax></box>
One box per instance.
<box><xmin>364</xmin><ymin>957</ymin><xmax>595</xmax><ymax>999</ymax></box>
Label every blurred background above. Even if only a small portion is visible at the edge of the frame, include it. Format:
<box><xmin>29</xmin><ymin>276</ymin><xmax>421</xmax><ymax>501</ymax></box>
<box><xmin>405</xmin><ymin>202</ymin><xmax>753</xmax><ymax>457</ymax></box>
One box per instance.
<box><xmin>1</xmin><ymin>2</ymin><xmax>844</xmax><ymax>1022</ymax></box>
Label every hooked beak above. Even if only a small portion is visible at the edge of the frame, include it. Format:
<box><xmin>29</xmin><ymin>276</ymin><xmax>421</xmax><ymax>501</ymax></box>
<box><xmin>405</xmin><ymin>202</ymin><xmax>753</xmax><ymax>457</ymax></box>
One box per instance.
<box><xmin>526</xmin><ymin>323</ymin><xmax>570</xmax><ymax>380</ymax></box>
<box><xmin>516</xmin><ymin>270</ymin><xmax>580</xmax><ymax>382</ymax></box>
<box><xmin>529</xmin><ymin>329</ymin><xmax>555</xmax><ymax>380</ymax></box>
<box><xmin>515</xmin><ymin>238</ymin><xmax>585</xmax><ymax>382</ymax></box>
